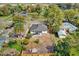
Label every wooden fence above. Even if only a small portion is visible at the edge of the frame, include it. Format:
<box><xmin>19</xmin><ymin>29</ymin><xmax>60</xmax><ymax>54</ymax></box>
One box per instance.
<box><xmin>21</xmin><ymin>53</ymin><xmax>53</xmax><ymax>56</ymax></box>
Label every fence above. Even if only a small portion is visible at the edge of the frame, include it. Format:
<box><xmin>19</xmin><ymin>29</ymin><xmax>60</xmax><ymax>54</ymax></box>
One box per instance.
<box><xmin>21</xmin><ymin>53</ymin><xmax>53</xmax><ymax>56</ymax></box>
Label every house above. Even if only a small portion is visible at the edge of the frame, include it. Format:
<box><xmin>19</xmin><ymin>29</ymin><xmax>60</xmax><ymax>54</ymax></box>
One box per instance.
<box><xmin>11</xmin><ymin>4</ymin><xmax>17</xmax><ymax>6</ymax></box>
<box><xmin>0</xmin><ymin>4</ymin><xmax>5</xmax><ymax>7</ymax></box>
<box><xmin>0</xmin><ymin>37</ymin><xmax>6</xmax><ymax>48</ymax></box>
<box><xmin>20</xmin><ymin>11</ymin><xmax>27</xmax><ymax>17</ymax></box>
<box><xmin>58</xmin><ymin>22</ymin><xmax>78</xmax><ymax>38</ymax></box>
<box><xmin>62</xmin><ymin>22</ymin><xmax>78</xmax><ymax>32</ymax></box>
<box><xmin>30</xmin><ymin>23</ymin><xmax>48</xmax><ymax>35</ymax></box>
<box><xmin>57</xmin><ymin>4</ymin><xmax>72</xmax><ymax>9</ymax></box>
<box><xmin>0</xmin><ymin>30</ymin><xmax>3</xmax><ymax>34</ymax></box>
<box><xmin>58</xmin><ymin>29</ymin><xmax>67</xmax><ymax>38</ymax></box>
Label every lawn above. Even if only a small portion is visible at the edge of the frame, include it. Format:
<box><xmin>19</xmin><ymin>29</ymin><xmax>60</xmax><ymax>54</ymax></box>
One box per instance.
<box><xmin>0</xmin><ymin>14</ymin><xmax>13</xmax><ymax>29</ymax></box>
<box><xmin>70</xmin><ymin>47</ymin><xmax>79</xmax><ymax>56</ymax></box>
<box><xmin>0</xmin><ymin>14</ymin><xmax>13</xmax><ymax>21</ymax></box>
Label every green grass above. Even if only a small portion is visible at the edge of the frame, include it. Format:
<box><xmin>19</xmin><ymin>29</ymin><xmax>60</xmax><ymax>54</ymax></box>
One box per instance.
<box><xmin>0</xmin><ymin>14</ymin><xmax>13</xmax><ymax>21</ymax></box>
<box><xmin>0</xmin><ymin>14</ymin><xmax>13</xmax><ymax>29</ymax></box>
<box><xmin>70</xmin><ymin>47</ymin><xmax>79</xmax><ymax>56</ymax></box>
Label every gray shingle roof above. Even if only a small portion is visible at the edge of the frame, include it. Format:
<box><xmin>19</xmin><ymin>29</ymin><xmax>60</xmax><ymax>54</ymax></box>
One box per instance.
<box><xmin>30</xmin><ymin>24</ymin><xmax>47</xmax><ymax>32</ymax></box>
<box><xmin>20</xmin><ymin>11</ymin><xmax>27</xmax><ymax>16</ymax></box>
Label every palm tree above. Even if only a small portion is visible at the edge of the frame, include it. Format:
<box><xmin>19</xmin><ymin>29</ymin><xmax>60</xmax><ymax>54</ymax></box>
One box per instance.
<box><xmin>13</xmin><ymin>13</ymin><xmax>25</xmax><ymax>35</ymax></box>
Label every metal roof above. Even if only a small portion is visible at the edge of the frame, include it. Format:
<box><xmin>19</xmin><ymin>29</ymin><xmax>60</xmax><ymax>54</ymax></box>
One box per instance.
<box><xmin>0</xmin><ymin>37</ymin><xmax>6</xmax><ymax>48</ymax></box>
<box><xmin>58</xmin><ymin>22</ymin><xmax>78</xmax><ymax>37</ymax></box>
<box><xmin>0</xmin><ymin>37</ymin><xmax>5</xmax><ymax>43</ymax></box>
<box><xmin>58</xmin><ymin>29</ymin><xmax>67</xmax><ymax>36</ymax></box>
<box><xmin>62</xmin><ymin>22</ymin><xmax>78</xmax><ymax>32</ymax></box>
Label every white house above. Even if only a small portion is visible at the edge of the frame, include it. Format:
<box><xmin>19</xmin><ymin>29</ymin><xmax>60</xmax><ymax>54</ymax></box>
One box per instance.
<box><xmin>58</xmin><ymin>29</ymin><xmax>67</xmax><ymax>38</ymax></box>
<box><xmin>58</xmin><ymin>22</ymin><xmax>78</xmax><ymax>38</ymax></box>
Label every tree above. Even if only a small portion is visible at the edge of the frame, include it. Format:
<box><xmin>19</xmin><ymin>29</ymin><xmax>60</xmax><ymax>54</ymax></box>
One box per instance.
<box><xmin>64</xmin><ymin>9</ymin><xmax>79</xmax><ymax>21</ymax></box>
<box><xmin>66</xmin><ymin>31</ymin><xmax>79</xmax><ymax>56</ymax></box>
<box><xmin>46</xmin><ymin>4</ymin><xmax>64</xmax><ymax>33</ymax></box>
<box><xmin>41</xmin><ymin>6</ymin><xmax>49</xmax><ymax>18</ymax></box>
<box><xmin>73</xmin><ymin>3</ymin><xmax>79</xmax><ymax>9</ymax></box>
<box><xmin>54</xmin><ymin>39</ymin><xmax>70</xmax><ymax>56</ymax></box>
<box><xmin>18</xmin><ymin>4</ymin><xmax>27</xmax><ymax>11</ymax></box>
<box><xmin>0</xmin><ymin>4</ymin><xmax>11</xmax><ymax>16</ymax></box>
<box><xmin>54</xmin><ymin>30</ymin><xmax>79</xmax><ymax>56</ymax></box>
<box><xmin>13</xmin><ymin>13</ymin><xmax>25</xmax><ymax>34</ymax></box>
<box><xmin>34</xmin><ymin>39</ymin><xmax>39</xmax><ymax>44</ymax></box>
<box><xmin>26</xmin><ymin>5</ymin><xmax>35</xmax><ymax>13</ymax></box>
<box><xmin>22</xmin><ymin>39</ymin><xmax>29</xmax><ymax>45</ymax></box>
<box><xmin>73</xmin><ymin>13</ymin><xmax>79</xmax><ymax>27</ymax></box>
<box><xmin>74</xmin><ymin>18</ymin><xmax>79</xmax><ymax>26</ymax></box>
<box><xmin>8</xmin><ymin>40</ymin><xmax>23</xmax><ymax>52</ymax></box>
<box><xmin>34</xmin><ymin>4</ymin><xmax>41</xmax><ymax>15</ymax></box>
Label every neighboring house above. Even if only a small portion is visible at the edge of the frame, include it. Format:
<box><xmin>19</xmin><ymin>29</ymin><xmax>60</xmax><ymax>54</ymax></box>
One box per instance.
<box><xmin>0</xmin><ymin>37</ymin><xmax>6</xmax><ymax>48</ymax></box>
<box><xmin>58</xmin><ymin>22</ymin><xmax>78</xmax><ymax>38</ymax></box>
<box><xmin>62</xmin><ymin>22</ymin><xmax>78</xmax><ymax>32</ymax></box>
<box><xmin>20</xmin><ymin>11</ymin><xmax>28</xmax><ymax>17</ymax></box>
<box><xmin>0</xmin><ymin>4</ymin><xmax>5</xmax><ymax>7</ymax></box>
<box><xmin>30</xmin><ymin>23</ymin><xmax>48</xmax><ymax>35</ymax></box>
<box><xmin>58</xmin><ymin>29</ymin><xmax>67</xmax><ymax>38</ymax></box>
<box><xmin>57</xmin><ymin>4</ymin><xmax>72</xmax><ymax>9</ymax></box>
<box><xmin>0</xmin><ymin>30</ymin><xmax>3</xmax><ymax>34</ymax></box>
<box><xmin>11</xmin><ymin>4</ymin><xmax>17</xmax><ymax>6</ymax></box>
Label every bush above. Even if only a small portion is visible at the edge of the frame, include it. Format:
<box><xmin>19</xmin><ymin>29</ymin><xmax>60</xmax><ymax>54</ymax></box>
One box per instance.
<box><xmin>34</xmin><ymin>39</ymin><xmax>39</xmax><ymax>44</ymax></box>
